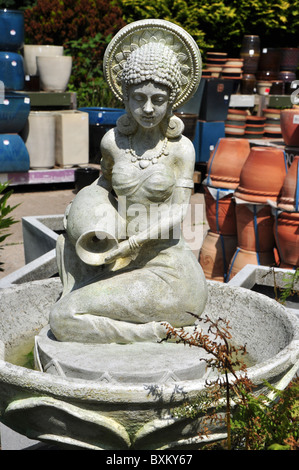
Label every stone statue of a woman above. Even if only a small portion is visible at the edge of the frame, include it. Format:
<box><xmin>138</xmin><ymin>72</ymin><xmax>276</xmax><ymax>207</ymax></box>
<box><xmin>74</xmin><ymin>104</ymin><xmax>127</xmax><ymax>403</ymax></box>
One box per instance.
<box><xmin>49</xmin><ymin>19</ymin><xmax>208</xmax><ymax>344</ymax></box>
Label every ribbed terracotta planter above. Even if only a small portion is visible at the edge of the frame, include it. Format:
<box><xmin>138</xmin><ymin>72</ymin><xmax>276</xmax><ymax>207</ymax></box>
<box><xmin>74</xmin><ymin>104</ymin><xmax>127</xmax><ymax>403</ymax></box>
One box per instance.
<box><xmin>235</xmin><ymin>203</ymin><xmax>275</xmax><ymax>252</ymax></box>
<box><xmin>206</xmin><ymin>137</ymin><xmax>250</xmax><ymax>189</ymax></box>
<box><xmin>227</xmin><ymin>247</ymin><xmax>276</xmax><ymax>280</ymax></box>
<box><xmin>199</xmin><ymin>231</ymin><xmax>237</xmax><ymax>282</ymax></box>
<box><xmin>280</xmin><ymin>109</ymin><xmax>299</xmax><ymax>147</ymax></box>
<box><xmin>234</xmin><ymin>146</ymin><xmax>288</xmax><ymax>204</ymax></box>
<box><xmin>278</xmin><ymin>156</ymin><xmax>299</xmax><ymax>212</ymax></box>
<box><xmin>274</xmin><ymin>211</ymin><xmax>299</xmax><ymax>266</ymax></box>
<box><xmin>204</xmin><ymin>186</ymin><xmax>237</xmax><ymax>235</ymax></box>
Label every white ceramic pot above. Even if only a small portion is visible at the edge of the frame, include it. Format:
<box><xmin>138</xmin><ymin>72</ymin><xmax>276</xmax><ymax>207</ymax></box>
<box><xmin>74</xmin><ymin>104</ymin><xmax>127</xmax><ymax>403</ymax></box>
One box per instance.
<box><xmin>37</xmin><ymin>55</ymin><xmax>72</xmax><ymax>92</ymax></box>
<box><xmin>257</xmin><ymin>81</ymin><xmax>272</xmax><ymax>95</ymax></box>
<box><xmin>54</xmin><ymin>110</ymin><xmax>89</xmax><ymax>167</ymax></box>
<box><xmin>25</xmin><ymin>111</ymin><xmax>56</xmax><ymax>169</ymax></box>
<box><xmin>23</xmin><ymin>45</ymin><xmax>64</xmax><ymax>76</ymax></box>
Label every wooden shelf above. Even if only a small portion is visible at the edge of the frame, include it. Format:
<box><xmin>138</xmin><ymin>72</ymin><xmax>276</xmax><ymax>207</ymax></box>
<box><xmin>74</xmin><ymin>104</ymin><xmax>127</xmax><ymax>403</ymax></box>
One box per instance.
<box><xmin>0</xmin><ymin>168</ymin><xmax>76</xmax><ymax>186</ymax></box>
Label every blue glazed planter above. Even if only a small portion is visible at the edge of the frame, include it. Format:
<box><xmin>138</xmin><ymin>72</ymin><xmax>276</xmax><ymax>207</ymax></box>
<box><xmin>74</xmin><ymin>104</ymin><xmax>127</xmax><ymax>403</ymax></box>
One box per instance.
<box><xmin>78</xmin><ymin>107</ymin><xmax>126</xmax><ymax>163</ymax></box>
<box><xmin>0</xmin><ymin>9</ymin><xmax>24</xmax><ymax>51</ymax></box>
<box><xmin>78</xmin><ymin>107</ymin><xmax>126</xmax><ymax>125</ymax></box>
<box><xmin>0</xmin><ymin>91</ymin><xmax>30</xmax><ymax>133</ymax></box>
<box><xmin>0</xmin><ymin>51</ymin><xmax>24</xmax><ymax>90</ymax></box>
<box><xmin>0</xmin><ymin>133</ymin><xmax>30</xmax><ymax>172</ymax></box>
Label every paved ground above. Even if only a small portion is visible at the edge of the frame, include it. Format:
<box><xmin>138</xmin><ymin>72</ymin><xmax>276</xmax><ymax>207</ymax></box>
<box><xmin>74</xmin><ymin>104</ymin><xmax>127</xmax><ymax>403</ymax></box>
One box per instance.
<box><xmin>0</xmin><ymin>183</ymin><xmax>207</xmax><ymax>280</ymax></box>
<box><xmin>0</xmin><ymin>184</ymin><xmax>75</xmax><ymax>279</ymax></box>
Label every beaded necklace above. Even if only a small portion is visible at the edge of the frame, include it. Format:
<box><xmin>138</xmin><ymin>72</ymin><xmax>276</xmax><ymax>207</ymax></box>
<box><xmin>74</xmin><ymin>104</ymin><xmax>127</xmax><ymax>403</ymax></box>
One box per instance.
<box><xmin>127</xmin><ymin>135</ymin><xmax>169</xmax><ymax>169</ymax></box>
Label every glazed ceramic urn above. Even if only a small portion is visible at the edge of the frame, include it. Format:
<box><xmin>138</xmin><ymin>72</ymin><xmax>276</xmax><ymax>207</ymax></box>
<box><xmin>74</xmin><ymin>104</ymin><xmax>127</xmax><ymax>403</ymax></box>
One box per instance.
<box><xmin>0</xmin><ymin>9</ymin><xmax>24</xmax><ymax>51</ymax></box>
<box><xmin>234</xmin><ymin>147</ymin><xmax>288</xmax><ymax>204</ymax></box>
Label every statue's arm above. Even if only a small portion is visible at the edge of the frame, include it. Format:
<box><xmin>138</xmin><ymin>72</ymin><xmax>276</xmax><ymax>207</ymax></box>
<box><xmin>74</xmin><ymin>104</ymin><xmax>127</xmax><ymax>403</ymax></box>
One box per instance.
<box><xmin>99</xmin><ymin>129</ymin><xmax>116</xmax><ymax>189</ymax></box>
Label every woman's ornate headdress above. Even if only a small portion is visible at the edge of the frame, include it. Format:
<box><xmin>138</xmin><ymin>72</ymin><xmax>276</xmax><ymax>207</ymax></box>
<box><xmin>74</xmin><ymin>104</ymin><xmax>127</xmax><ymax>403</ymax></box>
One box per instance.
<box><xmin>103</xmin><ymin>19</ymin><xmax>202</xmax><ymax>110</ymax></box>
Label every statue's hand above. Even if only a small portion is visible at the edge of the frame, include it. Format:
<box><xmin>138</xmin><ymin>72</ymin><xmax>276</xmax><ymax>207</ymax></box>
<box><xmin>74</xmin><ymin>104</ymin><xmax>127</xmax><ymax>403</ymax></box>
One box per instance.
<box><xmin>105</xmin><ymin>240</ymin><xmax>133</xmax><ymax>264</ymax></box>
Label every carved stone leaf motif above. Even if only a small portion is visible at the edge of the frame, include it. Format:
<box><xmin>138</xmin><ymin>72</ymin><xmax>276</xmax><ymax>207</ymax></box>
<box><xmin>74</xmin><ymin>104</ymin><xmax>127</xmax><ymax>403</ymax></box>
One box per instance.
<box><xmin>4</xmin><ymin>396</ymin><xmax>131</xmax><ymax>450</ymax></box>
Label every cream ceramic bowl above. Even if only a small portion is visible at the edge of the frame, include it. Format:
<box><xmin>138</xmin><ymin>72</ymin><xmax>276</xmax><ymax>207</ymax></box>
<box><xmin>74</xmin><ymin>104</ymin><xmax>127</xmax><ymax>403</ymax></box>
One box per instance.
<box><xmin>37</xmin><ymin>55</ymin><xmax>72</xmax><ymax>92</ymax></box>
<box><xmin>23</xmin><ymin>45</ymin><xmax>64</xmax><ymax>76</ymax></box>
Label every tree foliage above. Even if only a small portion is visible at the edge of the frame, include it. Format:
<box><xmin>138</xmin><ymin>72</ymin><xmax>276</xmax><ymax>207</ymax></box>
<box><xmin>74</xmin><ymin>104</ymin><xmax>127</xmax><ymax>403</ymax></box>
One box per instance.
<box><xmin>117</xmin><ymin>0</ymin><xmax>299</xmax><ymax>58</ymax></box>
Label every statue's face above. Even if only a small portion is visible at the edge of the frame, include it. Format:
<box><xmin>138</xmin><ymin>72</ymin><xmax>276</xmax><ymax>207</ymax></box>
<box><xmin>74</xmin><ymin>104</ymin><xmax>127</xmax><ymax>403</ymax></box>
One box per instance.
<box><xmin>128</xmin><ymin>81</ymin><xmax>170</xmax><ymax>129</ymax></box>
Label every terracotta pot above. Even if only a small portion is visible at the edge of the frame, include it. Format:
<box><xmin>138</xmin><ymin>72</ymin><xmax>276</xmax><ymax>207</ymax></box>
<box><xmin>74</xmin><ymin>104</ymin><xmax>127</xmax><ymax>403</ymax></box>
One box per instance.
<box><xmin>246</xmin><ymin>116</ymin><xmax>266</xmax><ymax>126</ymax></box>
<box><xmin>235</xmin><ymin>203</ymin><xmax>275</xmax><ymax>252</ymax></box>
<box><xmin>227</xmin><ymin>247</ymin><xmax>276</xmax><ymax>280</ymax></box>
<box><xmin>280</xmin><ymin>109</ymin><xmax>299</xmax><ymax>146</ymax></box>
<box><xmin>199</xmin><ymin>231</ymin><xmax>237</xmax><ymax>282</ymax></box>
<box><xmin>224</xmin><ymin>124</ymin><xmax>245</xmax><ymax>136</ymax></box>
<box><xmin>280</xmin><ymin>262</ymin><xmax>297</xmax><ymax>269</ymax></box>
<box><xmin>234</xmin><ymin>146</ymin><xmax>288</xmax><ymax>204</ymax></box>
<box><xmin>278</xmin><ymin>156</ymin><xmax>299</xmax><ymax>212</ymax></box>
<box><xmin>262</xmin><ymin>108</ymin><xmax>281</xmax><ymax>120</ymax></box>
<box><xmin>274</xmin><ymin>211</ymin><xmax>299</xmax><ymax>266</ymax></box>
<box><xmin>226</xmin><ymin>109</ymin><xmax>247</xmax><ymax>122</ymax></box>
<box><xmin>204</xmin><ymin>186</ymin><xmax>237</xmax><ymax>235</ymax></box>
<box><xmin>206</xmin><ymin>137</ymin><xmax>250</xmax><ymax>189</ymax></box>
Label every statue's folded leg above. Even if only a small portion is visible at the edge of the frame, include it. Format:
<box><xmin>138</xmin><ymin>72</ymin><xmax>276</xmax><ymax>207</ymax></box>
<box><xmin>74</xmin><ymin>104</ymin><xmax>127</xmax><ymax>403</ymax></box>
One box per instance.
<box><xmin>49</xmin><ymin>264</ymin><xmax>200</xmax><ymax>344</ymax></box>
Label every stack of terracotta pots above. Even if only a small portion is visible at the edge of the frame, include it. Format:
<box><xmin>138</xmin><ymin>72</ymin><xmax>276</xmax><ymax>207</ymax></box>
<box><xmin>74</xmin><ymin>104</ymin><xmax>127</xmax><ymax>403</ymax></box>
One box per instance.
<box><xmin>199</xmin><ymin>138</ymin><xmax>250</xmax><ymax>281</ymax></box>
<box><xmin>227</xmin><ymin>146</ymin><xmax>288</xmax><ymax>279</ymax></box>
<box><xmin>274</xmin><ymin>156</ymin><xmax>299</xmax><ymax>268</ymax></box>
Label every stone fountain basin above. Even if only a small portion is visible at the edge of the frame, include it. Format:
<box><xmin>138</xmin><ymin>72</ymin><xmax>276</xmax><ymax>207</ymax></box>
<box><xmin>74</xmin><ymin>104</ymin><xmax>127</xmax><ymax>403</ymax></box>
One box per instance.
<box><xmin>0</xmin><ymin>278</ymin><xmax>298</xmax><ymax>450</ymax></box>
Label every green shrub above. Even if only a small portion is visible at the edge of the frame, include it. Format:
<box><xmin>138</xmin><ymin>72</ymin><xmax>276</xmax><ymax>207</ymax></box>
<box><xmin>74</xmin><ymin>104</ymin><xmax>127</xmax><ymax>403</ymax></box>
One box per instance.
<box><xmin>65</xmin><ymin>33</ymin><xmax>121</xmax><ymax>108</ymax></box>
<box><xmin>117</xmin><ymin>0</ymin><xmax>299</xmax><ymax>59</ymax></box>
<box><xmin>24</xmin><ymin>0</ymin><xmax>125</xmax><ymax>47</ymax></box>
<box><xmin>0</xmin><ymin>182</ymin><xmax>19</xmax><ymax>272</ymax></box>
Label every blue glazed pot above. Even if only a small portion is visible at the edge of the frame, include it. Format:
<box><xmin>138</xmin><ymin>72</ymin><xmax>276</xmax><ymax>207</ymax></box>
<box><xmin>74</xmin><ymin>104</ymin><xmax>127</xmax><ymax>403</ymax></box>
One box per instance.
<box><xmin>0</xmin><ymin>51</ymin><xmax>24</xmax><ymax>90</ymax></box>
<box><xmin>0</xmin><ymin>133</ymin><xmax>30</xmax><ymax>172</ymax></box>
<box><xmin>78</xmin><ymin>107</ymin><xmax>126</xmax><ymax>163</ymax></box>
<box><xmin>78</xmin><ymin>107</ymin><xmax>126</xmax><ymax>125</ymax></box>
<box><xmin>0</xmin><ymin>9</ymin><xmax>24</xmax><ymax>51</ymax></box>
<box><xmin>0</xmin><ymin>91</ymin><xmax>30</xmax><ymax>133</ymax></box>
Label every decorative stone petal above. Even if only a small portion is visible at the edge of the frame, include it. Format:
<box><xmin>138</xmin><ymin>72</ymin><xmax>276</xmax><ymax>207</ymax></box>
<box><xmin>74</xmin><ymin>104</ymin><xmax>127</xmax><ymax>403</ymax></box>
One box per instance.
<box><xmin>4</xmin><ymin>396</ymin><xmax>131</xmax><ymax>450</ymax></box>
<box><xmin>178</xmin><ymin>52</ymin><xmax>188</xmax><ymax>63</ymax></box>
<box><xmin>115</xmin><ymin>52</ymin><xmax>125</xmax><ymax>63</ymax></box>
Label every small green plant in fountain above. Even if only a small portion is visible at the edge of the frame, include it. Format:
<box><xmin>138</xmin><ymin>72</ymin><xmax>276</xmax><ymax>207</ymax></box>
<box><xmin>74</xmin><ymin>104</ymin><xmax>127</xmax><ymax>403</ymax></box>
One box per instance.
<box><xmin>0</xmin><ymin>182</ymin><xmax>19</xmax><ymax>272</ymax></box>
<box><xmin>163</xmin><ymin>314</ymin><xmax>299</xmax><ymax>450</ymax></box>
